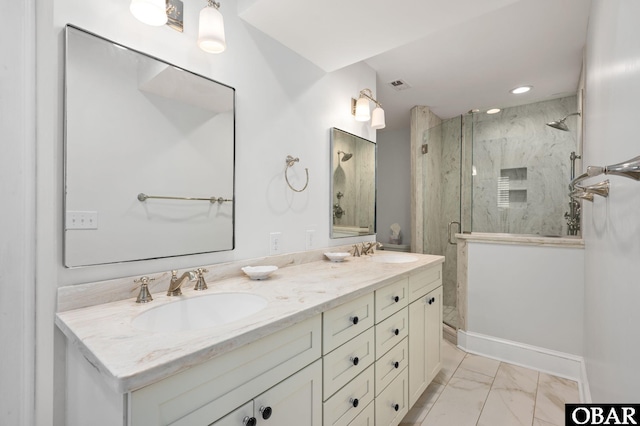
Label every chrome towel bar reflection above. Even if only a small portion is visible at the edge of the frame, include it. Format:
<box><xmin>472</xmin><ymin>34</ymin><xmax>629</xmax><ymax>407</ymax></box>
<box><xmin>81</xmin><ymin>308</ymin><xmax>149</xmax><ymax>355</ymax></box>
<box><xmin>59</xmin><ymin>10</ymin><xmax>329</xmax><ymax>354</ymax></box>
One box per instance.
<box><xmin>137</xmin><ymin>193</ymin><xmax>233</xmax><ymax>204</ymax></box>
<box><xmin>284</xmin><ymin>155</ymin><xmax>309</xmax><ymax>192</ymax></box>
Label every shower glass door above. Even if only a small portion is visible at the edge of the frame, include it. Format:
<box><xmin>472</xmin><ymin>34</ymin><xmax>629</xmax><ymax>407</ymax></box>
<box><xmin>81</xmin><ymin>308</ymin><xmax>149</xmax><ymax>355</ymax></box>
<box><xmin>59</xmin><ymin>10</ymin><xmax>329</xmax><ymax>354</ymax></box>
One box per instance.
<box><xmin>421</xmin><ymin>116</ymin><xmax>465</xmax><ymax>329</ymax></box>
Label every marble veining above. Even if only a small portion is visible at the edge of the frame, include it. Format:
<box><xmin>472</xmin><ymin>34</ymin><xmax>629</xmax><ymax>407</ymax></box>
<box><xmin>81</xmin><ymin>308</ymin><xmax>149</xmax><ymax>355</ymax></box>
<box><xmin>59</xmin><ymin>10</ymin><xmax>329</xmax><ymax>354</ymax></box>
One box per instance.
<box><xmin>56</xmin><ymin>252</ymin><xmax>444</xmax><ymax>394</ymax></box>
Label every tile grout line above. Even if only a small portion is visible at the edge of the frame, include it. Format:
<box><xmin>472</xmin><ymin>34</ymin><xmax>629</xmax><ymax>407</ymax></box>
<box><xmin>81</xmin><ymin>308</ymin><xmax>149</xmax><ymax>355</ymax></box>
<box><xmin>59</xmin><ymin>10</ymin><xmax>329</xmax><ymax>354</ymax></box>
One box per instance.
<box><xmin>417</xmin><ymin>347</ymin><xmax>467</xmax><ymax>426</ymax></box>
<box><xmin>531</xmin><ymin>370</ymin><xmax>541</xmax><ymax>426</ymax></box>
<box><xmin>474</xmin><ymin>361</ymin><xmax>500</xmax><ymax>426</ymax></box>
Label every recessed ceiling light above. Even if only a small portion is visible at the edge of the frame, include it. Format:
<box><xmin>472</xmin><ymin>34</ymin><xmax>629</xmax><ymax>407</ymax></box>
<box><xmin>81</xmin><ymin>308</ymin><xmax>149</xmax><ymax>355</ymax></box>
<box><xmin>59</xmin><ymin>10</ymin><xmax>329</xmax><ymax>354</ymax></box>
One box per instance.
<box><xmin>510</xmin><ymin>85</ymin><xmax>532</xmax><ymax>94</ymax></box>
<box><xmin>487</xmin><ymin>108</ymin><xmax>501</xmax><ymax>114</ymax></box>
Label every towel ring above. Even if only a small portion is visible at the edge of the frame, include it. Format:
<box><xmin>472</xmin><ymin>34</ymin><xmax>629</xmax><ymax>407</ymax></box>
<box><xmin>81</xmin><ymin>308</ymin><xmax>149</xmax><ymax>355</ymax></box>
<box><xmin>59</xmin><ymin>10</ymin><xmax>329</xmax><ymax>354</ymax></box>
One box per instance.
<box><xmin>284</xmin><ymin>155</ymin><xmax>309</xmax><ymax>192</ymax></box>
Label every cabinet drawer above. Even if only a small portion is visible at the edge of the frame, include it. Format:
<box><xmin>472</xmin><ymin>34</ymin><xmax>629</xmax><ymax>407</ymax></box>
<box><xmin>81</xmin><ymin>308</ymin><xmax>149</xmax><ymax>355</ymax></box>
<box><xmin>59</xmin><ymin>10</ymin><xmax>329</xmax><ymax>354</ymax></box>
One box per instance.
<box><xmin>323</xmin><ymin>328</ymin><xmax>375</xmax><ymax>399</ymax></box>
<box><xmin>323</xmin><ymin>293</ymin><xmax>375</xmax><ymax>354</ymax></box>
<box><xmin>375</xmin><ymin>308</ymin><xmax>408</xmax><ymax>359</ymax></box>
<box><xmin>131</xmin><ymin>315</ymin><xmax>321</xmax><ymax>426</ymax></box>
<box><xmin>375</xmin><ymin>338</ymin><xmax>408</xmax><ymax>396</ymax></box>
<box><xmin>347</xmin><ymin>401</ymin><xmax>374</xmax><ymax>426</ymax></box>
<box><xmin>323</xmin><ymin>365</ymin><xmax>375</xmax><ymax>426</ymax></box>
<box><xmin>374</xmin><ymin>277</ymin><xmax>408</xmax><ymax>323</ymax></box>
<box><xmin>408</xmin><ymin>265</ymin><xmax>442</xmax><ymax>303</ymax></box>
<box><xmin>374</xmin><ymin>368</ymin><xmax>409</xmax><ymax>426</ymax></box>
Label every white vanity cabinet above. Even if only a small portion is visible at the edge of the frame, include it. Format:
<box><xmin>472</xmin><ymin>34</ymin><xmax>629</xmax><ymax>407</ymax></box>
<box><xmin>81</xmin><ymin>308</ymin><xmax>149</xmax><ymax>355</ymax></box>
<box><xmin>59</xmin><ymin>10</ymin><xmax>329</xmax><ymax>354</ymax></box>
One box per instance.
<box><xmin>130</xmin><ymin>315</ymin><xmax>322</xmax><ymax>426</ymax></box>
<box><xmin>407</xmin><ymin>267</ymin><xmax>443</xmax><ymax>407</ymax></box>
<box><xmin>212</xmin><ymin>360</ymin><xmax>322</xmax><ymax>426</ymax></box>
<box><xmin>62</xmin><ymin>258</ymin><xmax>445</xmax><ymax>426</ymax></box>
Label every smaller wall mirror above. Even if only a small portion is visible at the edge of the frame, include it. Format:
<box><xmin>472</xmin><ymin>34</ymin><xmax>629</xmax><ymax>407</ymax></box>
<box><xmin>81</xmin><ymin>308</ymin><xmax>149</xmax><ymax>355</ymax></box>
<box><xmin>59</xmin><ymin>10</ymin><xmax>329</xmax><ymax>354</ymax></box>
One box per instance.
<box><xmin>330</xmin><ymin>128</ymin><xmax>376</xmax><ymax>238</ymax></box>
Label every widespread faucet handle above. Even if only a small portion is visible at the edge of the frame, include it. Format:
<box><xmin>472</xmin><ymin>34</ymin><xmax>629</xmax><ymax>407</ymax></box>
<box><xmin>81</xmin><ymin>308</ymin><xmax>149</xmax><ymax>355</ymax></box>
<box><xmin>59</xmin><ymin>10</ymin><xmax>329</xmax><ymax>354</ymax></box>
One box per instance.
<box><xmin>194</xmin><ymin>268</ymin><xmax>209</xmax><ymax>291</ymax></box>
<box><xmin>134</xmin><ymin>276</ymin><xmax>156</xmax><ymax>303</ymax></box>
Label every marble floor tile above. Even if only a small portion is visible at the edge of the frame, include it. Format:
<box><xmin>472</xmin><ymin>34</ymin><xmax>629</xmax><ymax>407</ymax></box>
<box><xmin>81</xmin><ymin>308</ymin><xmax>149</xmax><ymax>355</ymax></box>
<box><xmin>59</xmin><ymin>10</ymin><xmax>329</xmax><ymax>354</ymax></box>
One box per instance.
<box><xmin>533</xmin><ymin>417</ymin><xmax>559</xmax><ymax>426</ymax></box>
<box><xmin>434</xmin><ymin>340</ymin><xmax>466</xmax><ymax>384</ymax></box>
<box><xmin>534</xmin><ymin>373</ymin><xmax>580</xmax><ymax>426</ymax></box>
<box><xmin>458</xmin><ymin>352</ymin><xmax>501</xmax><ymax>378</ymax></box>
<box><xmin>476</xmin><ymin>363</ymin><xmax>539</xmax><ymax>426</ymax></box>
<box><xmin>401</xmin><ymin>339</ymin><xmax>582</xmax><ymax>426</ymax></box>
<box><xmin>420</xmin><ymin>367</ymin><xmax>494</xmax><ymax>426</ymax></box>
<box><xmin>399</xmin><ymin>380</ymin><xmax>446</xmax><ymax>425</ymax></box>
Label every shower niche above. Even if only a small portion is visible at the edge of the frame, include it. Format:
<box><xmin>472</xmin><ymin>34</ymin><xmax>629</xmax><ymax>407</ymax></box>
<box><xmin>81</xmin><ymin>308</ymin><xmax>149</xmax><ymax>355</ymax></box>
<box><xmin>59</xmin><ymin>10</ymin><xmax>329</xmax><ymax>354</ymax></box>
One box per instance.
<box><xmin>499</xmin><ymin>167</ymin><xmax>528</xmax><ymax>207</ymax></box>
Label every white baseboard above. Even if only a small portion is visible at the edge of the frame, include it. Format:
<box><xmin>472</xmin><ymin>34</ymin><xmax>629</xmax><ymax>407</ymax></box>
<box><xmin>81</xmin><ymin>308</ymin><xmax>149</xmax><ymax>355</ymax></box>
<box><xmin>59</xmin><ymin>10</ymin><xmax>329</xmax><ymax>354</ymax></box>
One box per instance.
<box><xmin>457</xmin><ymin>330</ymin><xmax>591</xmax><ymax>403</ymax></box>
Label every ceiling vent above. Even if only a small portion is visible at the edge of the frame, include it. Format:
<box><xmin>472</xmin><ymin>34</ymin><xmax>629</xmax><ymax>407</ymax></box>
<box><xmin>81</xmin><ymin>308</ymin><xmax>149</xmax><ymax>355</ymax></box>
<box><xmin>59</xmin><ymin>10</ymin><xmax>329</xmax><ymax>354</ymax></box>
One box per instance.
<box><xmin>388</xmin><ymin>79</ymin><xmax>411</xmax><ymax>91</ymax></box>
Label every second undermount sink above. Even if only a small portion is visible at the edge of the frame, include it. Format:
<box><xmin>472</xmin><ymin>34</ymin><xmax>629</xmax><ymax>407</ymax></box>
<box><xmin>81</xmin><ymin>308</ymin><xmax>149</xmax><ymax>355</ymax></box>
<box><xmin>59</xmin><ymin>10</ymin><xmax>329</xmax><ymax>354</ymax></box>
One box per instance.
<box><xmin>369</xmin><ymin>253</ymin><xmax>419</xmax><ymax>264</ymax></box>
<box><xmin>132</xmin><ymin>293</ymin><xmax>268</xmax><ymax>332</ymax></box>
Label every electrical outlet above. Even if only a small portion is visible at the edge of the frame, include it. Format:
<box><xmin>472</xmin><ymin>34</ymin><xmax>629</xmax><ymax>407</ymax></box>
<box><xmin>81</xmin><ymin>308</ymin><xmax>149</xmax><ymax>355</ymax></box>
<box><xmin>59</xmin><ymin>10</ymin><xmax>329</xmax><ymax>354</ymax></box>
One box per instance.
<box><xmin>66</xmin><ymin>211</ymin><xmax>98</xmax><ymax>230</ymax></box>
<box><xmin>270</xmin><ymin>232</ymin><xmax>282</xmax><ymax>255</ymax></box>
<box><xmin>305</xmin><ymin>230</ymin><xmax>315</xmax><ymax>250</ymax></box>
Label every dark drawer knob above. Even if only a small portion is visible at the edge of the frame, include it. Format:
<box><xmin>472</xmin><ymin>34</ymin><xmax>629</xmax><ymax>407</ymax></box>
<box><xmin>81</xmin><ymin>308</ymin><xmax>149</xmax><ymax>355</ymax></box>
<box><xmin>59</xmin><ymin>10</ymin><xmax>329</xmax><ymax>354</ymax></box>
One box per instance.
<box><xmin>350</xmin><ymin>356</ymin><xmax>359</xmax><ymax>366</ymax></box>
<box><xmin>243</xmin><ymin>416</ymin><xmax>257</xmax><ymax>426</ymax></box>
<box><xmin>350</xmin><ymin>398</ymin><xmax>359</xmax><ymax>408</ymax></box>
<box><xmin>260</xmin><ymin>406</ymin><xmax>272</xmax><ymax>420</ymax></box>
<box><xmin>393</xmin><ymin>328</ymin><xmax>400</xmax><ymax>336</ymax></box>
<box><xmin>393</xmin><ymin>296</ymin><xmax>400</xmax><ymax>303</ymax></box>
<box><xmin>428</xmin><ymin>297</ymin><xmax>435</xmax><ymax>305</ymax></box>
<box><xmin>393</xmin><ymin>404</ymin><xmax>400</xmax><ymax>412</ymax></box>
<box><xmin>393</xmin><ymin>361</ymin><xmax>400</xmax><ymax>369</ymax></box>
<box><xmin>351</xmin><ymin>316</ymin><xmax>359</xmax><ymax>325</ymax></box>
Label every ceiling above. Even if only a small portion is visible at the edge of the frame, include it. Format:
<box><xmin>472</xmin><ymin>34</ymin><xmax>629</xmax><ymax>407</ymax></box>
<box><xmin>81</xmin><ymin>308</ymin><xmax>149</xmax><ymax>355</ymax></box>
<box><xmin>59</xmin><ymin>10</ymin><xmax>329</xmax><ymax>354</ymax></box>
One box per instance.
<box><xmin>238</xmin><ymin>0</ymin><xmax>591</xmax><ymax>130</ymax></box>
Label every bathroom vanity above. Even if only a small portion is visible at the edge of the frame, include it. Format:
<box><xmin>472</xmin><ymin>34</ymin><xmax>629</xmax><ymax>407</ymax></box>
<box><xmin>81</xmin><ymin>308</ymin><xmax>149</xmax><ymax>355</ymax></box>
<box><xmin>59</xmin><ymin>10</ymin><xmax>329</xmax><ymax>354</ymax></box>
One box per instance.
<box><xmin>57</xmin><ymin>251</ymin><xmax>443</xmax><ymax>426</ymax></box>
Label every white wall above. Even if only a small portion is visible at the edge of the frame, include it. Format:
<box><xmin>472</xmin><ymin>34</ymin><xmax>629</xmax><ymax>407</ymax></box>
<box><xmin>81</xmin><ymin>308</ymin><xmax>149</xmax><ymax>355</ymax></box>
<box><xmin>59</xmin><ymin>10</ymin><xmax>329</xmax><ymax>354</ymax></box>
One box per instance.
<box><xmin>582</xmin><ymin>0</ymin><xmax>640</xmax><ymax>401</ymax></box>
<box><xmin>28</xmin><ymin>0</ymin><xmax>378</xmax><ymax>424</ymax></box>
<box><xmin>377</xmin><ymin>128</ymin><xmax>411</xmax><ymax>245</ymax></box>
<box><xmin>0</xmin><ymin>1</ymin><xmax>36</xmax><ymax>425</ymax></box>
<box><xmin>467</xmin><ymin>243</ymin><xmax>584</xmax><ymax>355</ymax></box>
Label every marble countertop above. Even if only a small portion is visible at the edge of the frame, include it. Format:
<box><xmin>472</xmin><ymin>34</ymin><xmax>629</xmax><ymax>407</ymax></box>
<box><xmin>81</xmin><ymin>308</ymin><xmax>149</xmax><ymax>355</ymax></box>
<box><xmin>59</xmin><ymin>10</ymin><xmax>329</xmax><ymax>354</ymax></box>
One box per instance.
<box><xmin>56</xmin><ymin>252</ymin><xmax>444</xmax><ymax>394</ymax></box>
<box><xmin>455</xmin><ymin>232</ymin><xmax>584</xmax><ymax>248</ymax></box>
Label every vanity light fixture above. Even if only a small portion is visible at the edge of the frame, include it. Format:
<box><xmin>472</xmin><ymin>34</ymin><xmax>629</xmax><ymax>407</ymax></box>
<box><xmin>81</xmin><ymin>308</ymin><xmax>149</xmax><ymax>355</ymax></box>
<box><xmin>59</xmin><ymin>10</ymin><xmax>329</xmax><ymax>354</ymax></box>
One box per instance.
<box><xmin>510</xmin><ymin>85</ymin><xmax>532</xmax><ymax>94</ymax></box>
<box><xmin>130</xmin><ymin>0</ymin><xmax>227</xmax><ymax>54</ymax></box>
<box><xmin>487</xmin><ymin>108</ymin><xmax>501</xmax><ymax>114</ymax></box>
<box><xmin>198</xmin><ymin>1</ymin><xmax>226</xmax><ymax>53</ymax></box>
<box><xmin>130</xmin><ymin>0</ymin><xmax>169</xmax><ymax>26</ymax></box>
<box><xmin>352</xmin><ymin>88</ymin><xmax>386</xmax><ymax>129</ymax></box>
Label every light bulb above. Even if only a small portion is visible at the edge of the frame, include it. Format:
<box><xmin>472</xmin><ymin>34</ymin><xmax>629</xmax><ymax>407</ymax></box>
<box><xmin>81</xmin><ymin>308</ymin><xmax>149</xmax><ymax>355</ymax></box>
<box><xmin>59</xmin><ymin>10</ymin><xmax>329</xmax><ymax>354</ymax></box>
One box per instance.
<box><xmin>354</xmin><ymin>97</ymin><xmax>370</xmax><ymax>122</ymax></box>
<box><xmin>130</xmin><ymin>0</ymin><xmax>168</xmax><ymax>26</ymax></box>
<box><xmin>198</xmin><ymin>3</ymin><xmax>226</xmax><ymax>53</ymax></box>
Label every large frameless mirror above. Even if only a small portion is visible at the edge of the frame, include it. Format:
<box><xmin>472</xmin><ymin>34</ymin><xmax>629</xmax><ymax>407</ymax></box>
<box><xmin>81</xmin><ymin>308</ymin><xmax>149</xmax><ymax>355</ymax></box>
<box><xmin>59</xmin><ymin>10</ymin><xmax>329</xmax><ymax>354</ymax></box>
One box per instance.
<box><xmin>64</xmin><ymin>25</ymin><xmax>235</xmax><ymax>267</ymax></box>
<box><xmin>330</xmin><ymin>128</ymin><xmax>376</xmax><ymax>238</ymax></box>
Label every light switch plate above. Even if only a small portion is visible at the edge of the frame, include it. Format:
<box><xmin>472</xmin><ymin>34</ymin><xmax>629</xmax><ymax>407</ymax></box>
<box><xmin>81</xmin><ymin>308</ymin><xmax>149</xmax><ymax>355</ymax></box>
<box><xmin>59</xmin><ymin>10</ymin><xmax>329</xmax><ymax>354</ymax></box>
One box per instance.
<box><xmin>66</xmin><ymin>211</ymin><xmax>98</xmax><ymax>230</ymax></box>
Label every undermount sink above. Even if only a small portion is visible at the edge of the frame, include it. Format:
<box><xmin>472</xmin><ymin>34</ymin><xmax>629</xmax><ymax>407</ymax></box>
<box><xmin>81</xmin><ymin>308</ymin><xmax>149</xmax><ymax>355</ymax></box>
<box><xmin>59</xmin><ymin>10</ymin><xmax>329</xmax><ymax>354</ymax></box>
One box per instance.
<box><xmin>369</xmin><ymin>253</ymin><xmax>419</xmax><ymax>264</ymax></box>
<box><xmin>132</xmin><ymin>293</ymin><xmax>268</xmax><ymax>332</ymax></box>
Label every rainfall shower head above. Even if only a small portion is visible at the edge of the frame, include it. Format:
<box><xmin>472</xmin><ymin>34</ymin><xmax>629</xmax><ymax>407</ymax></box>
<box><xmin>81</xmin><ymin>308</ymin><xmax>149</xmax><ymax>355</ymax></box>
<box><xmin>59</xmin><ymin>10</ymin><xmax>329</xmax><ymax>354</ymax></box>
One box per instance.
<box><xmin>337</xmin><ymin>150</ymin><xmax>353</xmax><ymax>162</ymax></box>
<box><xmin>546</xmin><ymin>112</ymin><xmax>581</xmax><ymax>131</ymax></box>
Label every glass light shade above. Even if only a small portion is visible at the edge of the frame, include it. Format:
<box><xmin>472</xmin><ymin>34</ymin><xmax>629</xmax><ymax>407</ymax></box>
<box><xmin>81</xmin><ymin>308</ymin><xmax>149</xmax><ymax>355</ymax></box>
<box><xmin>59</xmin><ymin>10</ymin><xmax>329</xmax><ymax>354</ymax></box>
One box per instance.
<box><xmin>198</xmin><ymin>5</ymin><xmax>226</xmax><ymax>53</ymax></box>
<box><xmin>130</xmin><ymin>0</ymin><xmax>168</xmax><ymax>26</ymax></box>
<box><xmin>371</xmin><ymin>106</ymin><xmax>385</xmax><ymax>129</ymax></box>
<box><xmin>355</xmin><ymin>97</ymin><xmax>371</xmax><ymax>122</ymax></box>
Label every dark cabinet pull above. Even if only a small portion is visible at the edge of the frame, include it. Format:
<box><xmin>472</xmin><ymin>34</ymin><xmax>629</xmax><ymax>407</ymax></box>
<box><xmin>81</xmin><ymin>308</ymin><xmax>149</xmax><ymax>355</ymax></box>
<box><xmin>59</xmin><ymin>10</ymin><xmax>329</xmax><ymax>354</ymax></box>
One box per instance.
<box><xmin>427</xmin><ymin>297</ymin><xmax>435</xmax><ymax>305</ymax></box>
<box><xmin>350</xmin><ymin>356</ymin><xmax>359</xmax><ymax>366</ymax></box>
<box><xmin>260</xmin><ymin>406</ymin><xmax>272</xmax><ymax>420</ymax></box>
<box><xmin>351</xmin><ymin>316</ymin><xmax>359</xmax><ymax>325</ymax></box>
<box><xmin>350</xmin><ymin>398</ymin><xmax>359</xmax><ymax>408</ymax></box>
<box><xmin>393</xmin><ymin>296</ymin><xmax>400</xmax><ymax>303</ymax></box>
<box><xmin>393</xmin><ymin>404</ymin><xmax>400</xmax><ymax>412</ymax></box>
<box><xmin>393</xmin><ymin>361</ymin><xmax>400</xmax><ymax>369</ymax></box>
<box><xmin>243</xmin><ymin>416</ymin><xmax>257</xmax><ymax>426</ymax></box>
<box><xmin>393</xmin><ymin>328</ymin><xmax>400</xmax><ymax>336</ymax></box>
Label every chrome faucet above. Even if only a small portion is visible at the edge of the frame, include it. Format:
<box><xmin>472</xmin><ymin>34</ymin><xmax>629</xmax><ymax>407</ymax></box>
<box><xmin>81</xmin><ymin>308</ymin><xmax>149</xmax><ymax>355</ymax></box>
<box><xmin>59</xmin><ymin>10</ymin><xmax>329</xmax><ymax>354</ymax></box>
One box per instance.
<box><xmin>167</xmin><ymin>270</ymin><xmax>197</xmax><ymax>296</ymax></box>
<box><xmin>361</xmin><ymin>242</ymin><xmax>383</xmax><ymax>255</ymax></box>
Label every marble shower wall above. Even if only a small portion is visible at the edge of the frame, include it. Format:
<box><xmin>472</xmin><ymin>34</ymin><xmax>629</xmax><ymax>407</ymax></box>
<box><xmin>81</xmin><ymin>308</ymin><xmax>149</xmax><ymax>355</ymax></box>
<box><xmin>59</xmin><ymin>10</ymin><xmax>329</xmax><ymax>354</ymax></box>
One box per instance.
<box><xmin>421</xmin><ymin>116</ymin><xmax>462</xmax><ymax>309</ymax></box>
<box><xmin>471</xmin><ymin>96</ymin><xmax>579</xmax><ymax>236</ymax></box>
